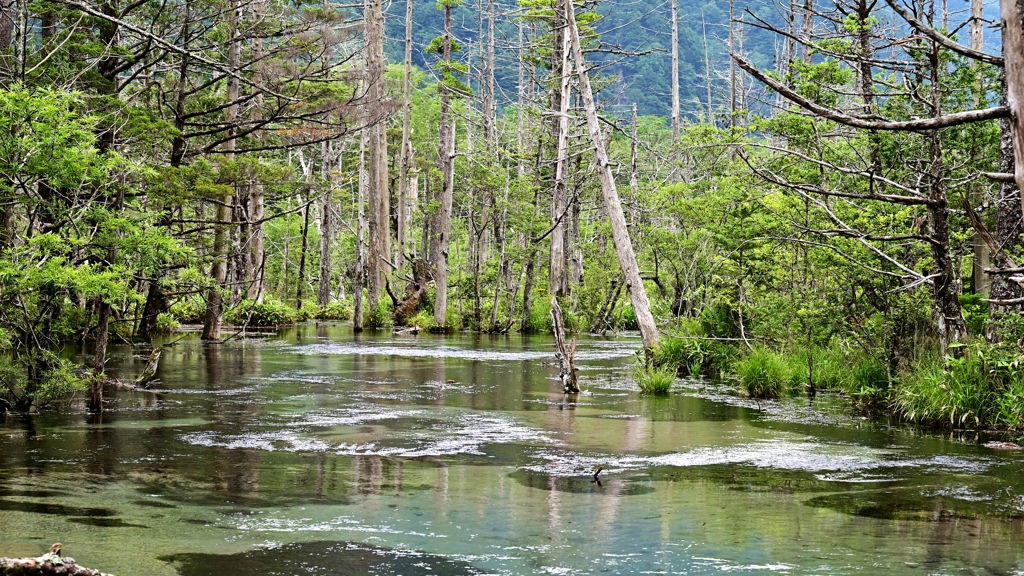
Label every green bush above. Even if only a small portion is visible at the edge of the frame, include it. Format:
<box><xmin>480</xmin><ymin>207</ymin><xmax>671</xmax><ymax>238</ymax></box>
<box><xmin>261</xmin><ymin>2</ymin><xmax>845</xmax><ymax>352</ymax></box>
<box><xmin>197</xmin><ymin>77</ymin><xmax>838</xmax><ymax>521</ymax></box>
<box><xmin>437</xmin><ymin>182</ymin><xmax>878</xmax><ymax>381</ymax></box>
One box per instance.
<box><xmin>737</xmin><ymin>347</ymin><xmax>793</xmax><ymax>399</ymax></box>
<box><xmin>959</xmin><ymin>293</ymin><xmax>989</xmax><ymax>336</ymax></box>
<box><xmin>0</xmin><ymin>353</ymin><xmax>87</xmax><ymax>412</ymax></box>
<box><xmin>634</xmin><ymin>364</ymin><xmax>675</xmax><ymax>394</ymax></box>
<box><xmin>522</xmin><ymin>298</ymin><xmax>553</xmax><ymax>333</ymax></box>
<box><xmin>226</xmin><ymin>299</ymin><xmax>297</xmax><ymax>327</ymax></box>
<box><xmin>894</xmin><ymin>351</ymin><xmax>995</xmax><ymax>427</ymax></box>
<box><xmin>406</xmin><ymin>310</ymin><xmax>434</xmax><ymax>329</ymax></box>
<box><xmin>997</xmin><ymin>375</ymin><xmax>1024</xmax><ymax>429</ymax></box>
<box><xmin>316</xmin><ymin>300</ymin><xmax>353</xmax><ymax>321</ymax></box>
<box><xmin>617</xmin><ymin>305</ymin><xmax>638</xmax><ymax>331</ymax></box>
<box><xmin>653</xmin><ymin>336</ymin><xmax>738</xmax><ymax>377</ymax></box>
<box><xmin>170</xmin><ymin>297</ymin><xmax>206</xmax><ymax>324</ymax></box>
<box><xmin>155</xmin><ymin>313</ymin><xmax>179</xmax><ymax>334</ymax></box>
<box><xmin>365</xmin><ymin>300</ymin><xmax>394</xmax><ymax>329</ymax></box>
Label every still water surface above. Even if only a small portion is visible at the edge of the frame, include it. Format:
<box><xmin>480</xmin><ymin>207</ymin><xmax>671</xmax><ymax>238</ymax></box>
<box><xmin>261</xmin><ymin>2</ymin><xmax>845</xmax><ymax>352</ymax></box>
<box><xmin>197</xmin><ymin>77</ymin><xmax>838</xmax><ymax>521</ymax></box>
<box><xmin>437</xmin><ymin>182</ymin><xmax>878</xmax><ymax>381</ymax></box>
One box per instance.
<box><xmin>1</xmin><ymin>325</ymin><xmax>1023</xmax><ymax>575</ymax></box>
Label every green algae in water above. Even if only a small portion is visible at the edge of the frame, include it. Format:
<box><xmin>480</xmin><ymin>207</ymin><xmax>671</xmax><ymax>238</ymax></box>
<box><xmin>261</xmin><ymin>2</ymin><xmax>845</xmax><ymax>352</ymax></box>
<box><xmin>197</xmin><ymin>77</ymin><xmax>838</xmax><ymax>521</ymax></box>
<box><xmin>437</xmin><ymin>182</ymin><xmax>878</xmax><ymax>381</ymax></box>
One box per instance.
<box><xmin>160</xmin><ymin>541</ymin><xmax>484</xmax><ymax>576</ymax></box>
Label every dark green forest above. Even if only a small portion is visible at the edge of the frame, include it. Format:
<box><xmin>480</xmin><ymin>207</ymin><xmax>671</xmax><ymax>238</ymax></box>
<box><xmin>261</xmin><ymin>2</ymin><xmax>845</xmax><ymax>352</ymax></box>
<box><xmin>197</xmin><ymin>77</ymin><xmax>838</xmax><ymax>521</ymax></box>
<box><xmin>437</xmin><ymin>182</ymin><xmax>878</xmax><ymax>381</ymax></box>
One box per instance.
<box><xmin>0</xmin><ymin>0</ymin><xmax>1023</xmax><ymax>434</ymax></box>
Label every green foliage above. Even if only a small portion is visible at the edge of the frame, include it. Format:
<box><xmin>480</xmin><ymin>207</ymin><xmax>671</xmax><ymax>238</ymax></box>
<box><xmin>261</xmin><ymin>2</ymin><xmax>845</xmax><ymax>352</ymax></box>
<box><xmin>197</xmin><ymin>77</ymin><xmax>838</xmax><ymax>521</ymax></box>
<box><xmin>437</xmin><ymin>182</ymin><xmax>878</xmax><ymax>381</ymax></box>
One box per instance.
<box><xmin>894</xmin><ymin>351</ymin><xmax>996</xmax><ymax>427</ymax></box>
<box><xmin>226</xmin><ymin>299</ymin><xmax>297</xmax><ymax>327</ymax></box>
<box><xmin>155</xmin><ymin>313</ymin><xmax>179</xmax><ymax>334</ymax></box>
<box><xmin>634</xmin><ymin>364</ymin><xmax>675</xmax><ymax>394</ymax></box>
<box><xmin>365</xmin><ymin>300</ymin><xmax>394</xmax><ymax>329</ymax></box>
<box><xmin>736</xmin><ymin>347</ymin><xmax>794</xmax><ymax>399</ymax></box>
<box><xmin>653</xmin><ymin>336</ymin><xmax>736</xmax><ymax>377</ymax></box>
<box><xmin>0</xmin><ymin>352</ymin><xmax>87</xmax><ymax>412</ymax></box>
<box><xmin>959</xmin><ymin>293</ymin><xmax>989</xmax><ymax>336</ymax></box>
<box><xmin>316</xmin><ymin>301</ymin><xmax>353</xmax><ymax>321</ymax></box>
<box><xmin>170</xmin><ymin>298</ymin><xmax>206</xmax><ymax>324</ymax></box>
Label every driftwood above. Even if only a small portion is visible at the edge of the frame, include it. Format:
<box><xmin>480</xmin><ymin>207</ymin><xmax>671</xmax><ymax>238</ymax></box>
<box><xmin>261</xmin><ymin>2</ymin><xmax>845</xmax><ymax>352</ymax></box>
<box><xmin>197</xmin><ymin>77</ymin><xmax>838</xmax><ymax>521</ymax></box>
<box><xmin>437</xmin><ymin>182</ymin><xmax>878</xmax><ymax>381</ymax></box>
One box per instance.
<box><xmin>1</xmin><ymin>544</ymin><xmax>113</xmax><ymax>576</ymax></box>
<box><xmin>393</xmin><ymin>258</ymin><xmax>432</xmax><ymax>325</ymax></box>
<box><xmin>550</xmin><ymin>297</ymin><xmax>579</xmax><ymax>394</ymax></box>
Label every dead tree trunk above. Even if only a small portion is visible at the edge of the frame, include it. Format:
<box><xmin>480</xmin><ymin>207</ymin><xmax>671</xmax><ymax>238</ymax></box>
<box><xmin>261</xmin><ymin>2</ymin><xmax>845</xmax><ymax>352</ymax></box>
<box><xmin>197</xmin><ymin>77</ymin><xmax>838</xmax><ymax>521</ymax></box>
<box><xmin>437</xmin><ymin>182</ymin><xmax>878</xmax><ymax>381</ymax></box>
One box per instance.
<box><xmin>432</xmin><ymin>3</ymin><xmax>457</xmax><ymax>328</ymax></box>
<box><xmin>1000</xmin><ymin>0</ymin><xmax>1024</xmax><ymax>203</ymax></box>
<box><xmin>549</xmin><ymin>6</ymin><xmax>571</xmax><ymax>298</ymax></box>
<box><xmin>550</xmin><ymin>297</ymin><xmax>578</xmax><ymax>393</ymax></box>
<box><xmin>564</xmin><ymin>0</ymin><xmax>660</xmax><ymax>352</ymax></box>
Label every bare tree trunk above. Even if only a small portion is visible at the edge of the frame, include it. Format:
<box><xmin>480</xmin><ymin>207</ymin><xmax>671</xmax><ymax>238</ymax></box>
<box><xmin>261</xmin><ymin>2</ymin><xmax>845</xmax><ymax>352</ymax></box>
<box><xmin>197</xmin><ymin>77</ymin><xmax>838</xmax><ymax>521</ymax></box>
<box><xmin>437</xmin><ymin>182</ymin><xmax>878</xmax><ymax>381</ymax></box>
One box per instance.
<box><xmin>630</xmin><ymin>103</ymin><xmax>639</xmax><ymax>190</ymax></box>
<box><xmin>202</xmin><ymin>0</ymin><xmax>239</xmax><ymax>341</ymax></box>
<box><xmin>296</xmin><ymin>196</ymin><xmax>311</xmax><ymax>308</ymax></box>
<box><xmin>397</xmin><ymin>0</ymin><xmax>414</xmax><ymax>266</ymax></box>
<box><xmin>565</xmin><ymin>0</ymin><xmax>659</xmax><ymax>351</ymax></box>
<box><xmin>987</xmin><ymin>105</ymin><xmax>1024</xmax><ymax>339</ymax></box>
<box><xmin>729</xmin><ymin>0</ymin><xmax>737</xmax><ymax>127</ymax></box>
<box><xmin>671</xmin><ymin>0</ymin><xmax>680</xmax><ymax>142</ymax></box>
<box><xmin>433</xmin><ymin>4</ymin><xmax>456</xmax><ymax>328</ymax></box>
<box><xmin>1002</xmin><ymin>0</ymin><xmax>1024</xmax><ymax>215</ymax></box>
<box><xmin>318</xmin><ymin>144</ymin><xmax>334</xmax><ymax>307</ymax></box>
<box><xmin>550</xmin><ymin>297</ymin><xmax>578</xmax><ymax>393</ymax></box>
<box><xmin>801</xmin><ymin>0</ymin><xmax>813</xmax><ymax>60</ymax></box>
<box><xmin>365</xmin><ymin>0</ymin><xmax>389</xmax><ymax>310</ymax></box>
<box><xmin>549</xmin><ymin>9</ymin><xmax>571</xmax><ymax>297</ymax></box>
<box><xmin>927</xmin><ymin>35</ymin><xmax>968</xmax><ymax>354</ymax></box>
<box><xmin>972</xmin><ymin>0</ymin><xmax>991</xmax><ymax>294</ymax></box>
<box><xmin>702</xmin><ymin>12</ymin><xmax>714</xmax><ymax>124</ymax></box>
<box><xmin>354</xmin><ymin>125</ymin><xmax>368</xmax><ymax>331</ymax></box>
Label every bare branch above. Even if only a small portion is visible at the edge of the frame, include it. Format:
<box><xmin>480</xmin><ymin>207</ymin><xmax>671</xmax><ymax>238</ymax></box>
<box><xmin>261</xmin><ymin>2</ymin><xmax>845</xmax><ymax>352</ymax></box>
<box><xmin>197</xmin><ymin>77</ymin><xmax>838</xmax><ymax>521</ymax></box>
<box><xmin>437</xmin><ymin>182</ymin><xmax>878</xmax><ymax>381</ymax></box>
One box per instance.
<box><xmin>734</xmin><ymin>55</ymin><xmax>1008</xmax><ymax>130</ymax></box>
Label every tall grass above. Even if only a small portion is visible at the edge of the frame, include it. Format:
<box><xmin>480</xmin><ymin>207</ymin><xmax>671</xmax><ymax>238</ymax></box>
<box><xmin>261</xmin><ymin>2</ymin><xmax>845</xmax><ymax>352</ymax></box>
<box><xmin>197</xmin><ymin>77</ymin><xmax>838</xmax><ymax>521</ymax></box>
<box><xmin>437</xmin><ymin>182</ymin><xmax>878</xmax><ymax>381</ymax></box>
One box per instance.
<box><xmin>736</xmin><ymin>347</ymin><xmax>794</xmax><ymax>399</ymax></box>
<box><xmin>894</xmin><ymin>354</ymin><xmax>995</xmax><ymax>427</ymax></box>
<box><xmin>634</xmin><ymin>364</ymin><xmax>676</xmax><ymax>394</ymax></box>
<box><xmin>652</xmin><ymin>336</ymin><xmax>736</xmax><ymax>377</ymax></box>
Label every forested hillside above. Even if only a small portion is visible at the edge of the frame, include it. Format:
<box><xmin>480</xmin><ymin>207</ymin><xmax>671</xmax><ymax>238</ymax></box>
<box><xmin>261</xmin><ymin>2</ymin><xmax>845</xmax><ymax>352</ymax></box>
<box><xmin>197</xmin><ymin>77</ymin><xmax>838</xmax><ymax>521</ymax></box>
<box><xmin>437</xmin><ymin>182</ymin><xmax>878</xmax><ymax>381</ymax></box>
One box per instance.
<box><xmin>383</xmin><ymin>0</ymin><xmax>781</xmax><ymax>119</ymax></box>
<box><xmin>0</xmin><ymin>0</ymin><xmax>1023</xmax><ymax>433</ymax></box>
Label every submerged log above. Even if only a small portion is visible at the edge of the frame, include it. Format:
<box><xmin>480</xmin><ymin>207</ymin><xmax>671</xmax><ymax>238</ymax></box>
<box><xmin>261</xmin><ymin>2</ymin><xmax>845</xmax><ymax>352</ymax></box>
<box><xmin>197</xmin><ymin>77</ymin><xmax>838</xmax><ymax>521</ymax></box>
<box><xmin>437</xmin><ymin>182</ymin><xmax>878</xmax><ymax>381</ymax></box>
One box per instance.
<box><xmin>550</xmin><ymin>297</ymin><xmax>579</xmax><ymax>393</ymax></box>
<box><xmin>1</xmin><ymin>544</ymin><xmax>113</xmax><ymax>576</ymax></box>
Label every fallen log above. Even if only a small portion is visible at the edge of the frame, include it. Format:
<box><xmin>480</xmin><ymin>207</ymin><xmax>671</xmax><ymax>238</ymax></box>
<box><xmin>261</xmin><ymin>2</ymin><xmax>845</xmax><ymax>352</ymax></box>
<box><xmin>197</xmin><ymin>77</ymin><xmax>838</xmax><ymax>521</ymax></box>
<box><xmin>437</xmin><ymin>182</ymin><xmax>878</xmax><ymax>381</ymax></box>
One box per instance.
<box><xmin>1</xmin><ymin>544</ymin><xmax>113</xmax><ymax>576</ymax></box>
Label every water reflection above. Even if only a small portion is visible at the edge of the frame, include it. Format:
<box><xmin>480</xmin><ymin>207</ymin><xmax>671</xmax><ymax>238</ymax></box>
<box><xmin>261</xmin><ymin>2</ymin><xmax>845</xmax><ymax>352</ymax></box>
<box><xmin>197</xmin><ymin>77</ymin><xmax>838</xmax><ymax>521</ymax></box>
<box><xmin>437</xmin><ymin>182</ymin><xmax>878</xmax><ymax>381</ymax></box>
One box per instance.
<box><xmin>0</xmin><ymin>325</ymin><xmax>1021</xmax><ymax>576</ymax></box>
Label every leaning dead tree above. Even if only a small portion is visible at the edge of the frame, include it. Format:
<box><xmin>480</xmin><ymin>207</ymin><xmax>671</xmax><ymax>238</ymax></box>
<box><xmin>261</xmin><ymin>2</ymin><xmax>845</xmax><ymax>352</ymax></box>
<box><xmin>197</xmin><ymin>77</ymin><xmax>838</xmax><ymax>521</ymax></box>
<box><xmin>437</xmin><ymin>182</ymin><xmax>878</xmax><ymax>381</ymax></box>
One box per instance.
<box><xmin>550</xmin><ymin>297</ymin><xmax>579</xmax><ymax>393</ymax></box>
<box><xmin>1</xmin><ymin>544</ymin><xmax>113</xmax><ymax>576</ymax></box>
<box><xmin>563</xmin><ymin>0</ymin><xmax>660</xmax><ymax>352</ymax></box>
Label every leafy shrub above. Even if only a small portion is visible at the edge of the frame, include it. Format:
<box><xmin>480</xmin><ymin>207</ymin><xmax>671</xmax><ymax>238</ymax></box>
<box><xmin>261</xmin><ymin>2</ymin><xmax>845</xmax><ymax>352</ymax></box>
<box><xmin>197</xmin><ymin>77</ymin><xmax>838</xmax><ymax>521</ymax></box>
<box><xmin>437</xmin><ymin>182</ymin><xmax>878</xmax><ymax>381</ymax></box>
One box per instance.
<box><xmin>653</xmin><ymin>336</ymin><xmax>738</xmax><ymax>377</ymax></box>
<box><xmin>170</xmin><ymin>297</ymin><xmax>206</xmax><ymax>324</ymax></box>
<box><xmin>700</xmin><ymin>305</ymin><xmax>739</xmax><ymax>338</ymax></box>
<box><xmin>634</xmin><ymin>364</ymin><xmax>675</xmax><ymax>394</ymax></box>
<box><xmin>997</xmin><ymin>374</ymin><xmax>1024</xmax><ymax>429</ymax></box>
<box><xmin>737</xmin><ymin>347</ymin><xmax>792</xmax><ymax>399</ymax></box>
<box><xmin>616</xmin><ymin>305</ymin><xmax>638</xmax><ymax>331</ymax></box>
<box><xmin>848</xmin><ymin>355</ymin><xmax>889</xmax><ymax>399</ymax></box>
<box><xmin>894</xmin><ymin>351</ymin><xmax>995</xmax><ymax>427</ymax></box>
<box><xmin>959</xmin><ymin>293</ymin><xmax>989</xmax><ymax>336</ymax></box>
<box><xmin>316</xmin><ymin>301</ymin><xmax>353</xmax><ymax>321</ymax></box>
<box><xmin>365</xmin><ymin>300</ymin><xmax>394</xmax><ymax>329</ymax></box>
<box><xmin>406</xmin><ymin>310</ymin><xmax>434</xmax><ymax>329</ymax></box>
<box><xmin>522</xmin><ymin>298</ymin><xmax>553</xmax><ymax>333</ymax></box>
<box><xmin>0</xmin><ymin>353</ymin><xmax>86</xmax><ymax>412</ymax></box>
<box><xmin>155</xmin><ymin>313</ymin><xmax>179</xmax><ymax>334</ymax></box>
<box><xmin>226</xmin><ymin>299</ymin><xmax>297</xmax><ymax>327</ymax></box>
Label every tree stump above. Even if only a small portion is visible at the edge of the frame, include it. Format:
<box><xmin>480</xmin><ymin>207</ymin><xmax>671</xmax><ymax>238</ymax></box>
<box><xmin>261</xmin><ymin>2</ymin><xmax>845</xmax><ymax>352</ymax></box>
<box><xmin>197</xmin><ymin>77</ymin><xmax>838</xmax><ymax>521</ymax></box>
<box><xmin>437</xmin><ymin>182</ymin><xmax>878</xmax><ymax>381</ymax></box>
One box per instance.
<box><xmin>550</xmin><ymin>297</ymin><xmax>579</xmax><ymax>393</ymax></box>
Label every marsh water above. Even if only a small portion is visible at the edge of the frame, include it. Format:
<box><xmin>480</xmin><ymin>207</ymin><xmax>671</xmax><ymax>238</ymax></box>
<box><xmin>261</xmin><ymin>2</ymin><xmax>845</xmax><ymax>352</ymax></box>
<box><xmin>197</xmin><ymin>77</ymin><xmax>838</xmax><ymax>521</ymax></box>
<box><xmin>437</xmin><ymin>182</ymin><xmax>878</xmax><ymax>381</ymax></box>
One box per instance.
<box><xmin>1</xmin><ymin>325</ymin><xmax>1023</xmax><ymax>575</ymax></box>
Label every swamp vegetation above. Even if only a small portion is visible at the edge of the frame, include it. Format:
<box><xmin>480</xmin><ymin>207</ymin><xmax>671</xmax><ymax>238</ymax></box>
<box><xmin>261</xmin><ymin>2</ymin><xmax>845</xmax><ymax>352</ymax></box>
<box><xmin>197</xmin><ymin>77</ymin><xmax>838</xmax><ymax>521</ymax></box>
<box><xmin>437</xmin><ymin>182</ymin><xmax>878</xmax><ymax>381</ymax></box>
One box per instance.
<box><xmin>0</xmin><ymin>0</ymin><xmax>1023</xmax><ymax>570</ymax></box>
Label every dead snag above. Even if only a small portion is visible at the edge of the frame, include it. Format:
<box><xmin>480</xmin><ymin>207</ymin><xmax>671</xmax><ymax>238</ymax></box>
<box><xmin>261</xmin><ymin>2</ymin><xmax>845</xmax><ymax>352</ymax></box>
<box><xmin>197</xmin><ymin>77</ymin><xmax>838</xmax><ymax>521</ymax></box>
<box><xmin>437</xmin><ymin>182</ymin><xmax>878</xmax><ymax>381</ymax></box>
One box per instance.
<box><xmin>550</xmin><ymin>297</ymin><xmax>579</xmax><ymax>393</ymax></box>
<box><xmin>393</xmin><ymin>258</ymin><xmax>432</xmax><ymax>326</ymax></box>
<box><xmin>133</xmin><ymin>348</ymin><xmax>162</xmax><ymax>387</ymax></box>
